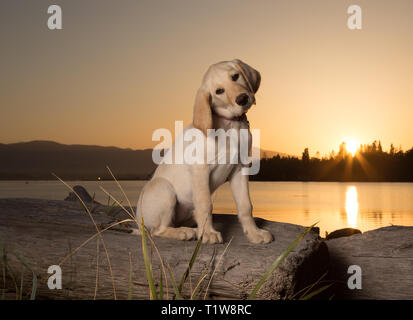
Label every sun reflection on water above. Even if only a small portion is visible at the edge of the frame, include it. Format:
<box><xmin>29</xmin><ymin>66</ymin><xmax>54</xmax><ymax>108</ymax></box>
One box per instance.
<box><xmin>345</xmin><ymin>186</ymin><xmax>359</xmax><ymax>228</ymax></box>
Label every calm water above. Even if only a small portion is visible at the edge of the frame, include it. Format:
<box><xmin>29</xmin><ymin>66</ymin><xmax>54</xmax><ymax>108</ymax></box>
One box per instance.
<box><xmin>1</xmin><ymin>180</ymin><xmax>413</xmax><ymax>235</ymax></box>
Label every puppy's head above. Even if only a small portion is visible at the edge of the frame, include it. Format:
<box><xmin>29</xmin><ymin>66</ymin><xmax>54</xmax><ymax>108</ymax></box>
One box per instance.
<box><xmin>193</xmin><ymin>59</ymin><xmax>261</xmax><ymax>135</ymax></box>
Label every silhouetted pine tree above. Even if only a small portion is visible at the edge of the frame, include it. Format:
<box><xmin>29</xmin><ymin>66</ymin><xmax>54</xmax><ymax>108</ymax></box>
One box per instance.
<box><xmin>252</xmin><ymin>140</ymin><xmax>413</xmax><ymax>182</ymax></box>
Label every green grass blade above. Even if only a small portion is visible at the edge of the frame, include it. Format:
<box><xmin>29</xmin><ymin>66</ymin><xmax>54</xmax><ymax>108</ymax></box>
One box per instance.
<box><xmin>68</xmin><ymin>241</ymin><xmax>73</xmax><ymax>293</ymax></box>
<box><xmin>190</xmin><ymin>272</ymin><xmax>208</xmax><ymax>300</ymax></box>
<box><xmin>290</xmin><ymin>271</ymin><xmax>328</xmax><ymax>299</ymax></box>
<box><xmin>300</xmin><ymin>283</ymin><xmax>333</xmax><ymax>300</ymax></box>
<box><xmin>1</xmin><ymin>243</ymin><xmax>21</xmax><ymax>299</ymax></box>
<box><xmin>19</xmin><ymin>269</ymin><xmax>24</xmax><ymax>300</ymax></box>
<box><xmin>1</xmin><ymin>242</ymin><xmax>6</xmax><ymax>300</ymax></box>
<box><xmin>159</xmin><ymin>268</ymin><xmax>164</xmax><ymax>300</ymax></box>
<box><xmin>104</xmin><ymin>201</ymin><xmax>118</xmax><ymax>217</ymax></box>
<box><xmin>128</xmin><ymin>252</ymin><xmax>133</xmax><ymax>300</ymax></box>
<box><xmin>203</xmin><ymin>237</ymin><xmax>233</xmax><ymax>300</ymax></box>
<box><xmin>5</xmin><ymin>263</ymin><xmax>19</xmax><ymax>299</ymax></box>
<box><xmin>11</xmin><ymin>252</ymin><xmax>37</xmax><ymax>300</ymax></box>
<box><xmin>140</xmin><ymin>218</ymin><xmax>158</xmax><ymax>300</ymax></box>
<box><xmin>178</xmin><ymin>236</ymin><xmax>202</xmax><ymax>294</ymax></box>
<box><xmin>248</xmin><ymin>223</ymin><xmax>317</xmax><ymax>300</ymax></box>
<box><xmin>167</xmin><ymin>263</ymin><xmax>182</xmax><ymax>300</ymax></box>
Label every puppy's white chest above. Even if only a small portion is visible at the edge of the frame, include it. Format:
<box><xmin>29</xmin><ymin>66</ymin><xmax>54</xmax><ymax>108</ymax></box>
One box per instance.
<box><xmin>208</xmin><ymin>137</ymin><xmax>239</xmax><ymax>191</ymax></box>
<box><xmin>209</xmin><ymin>163</ymin><xmax>236</xmax><ymax>192</ymax></box>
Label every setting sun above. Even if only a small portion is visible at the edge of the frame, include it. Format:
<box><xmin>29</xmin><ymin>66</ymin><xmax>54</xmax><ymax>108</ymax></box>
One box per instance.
<box><xmin>344</xmin><ymin>139</ymin><xmax>359</xmax><ymax>156</ymax></box>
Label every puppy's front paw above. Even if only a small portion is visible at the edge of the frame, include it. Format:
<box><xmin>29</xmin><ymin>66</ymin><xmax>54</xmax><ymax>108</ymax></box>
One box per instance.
<box><xmin>177</xmin><ymin>227</ymin><xmax>197</xmax><ymax>241</ymax></box>
<box><xmin>246</xmin><ymin>228</ymin><xmax>273</xmax><ymax>244</ymax></box>
<box><xmin>199</xmin><ymin>229</ymin><xmax>223</xmax><ymax>244</ymax></box>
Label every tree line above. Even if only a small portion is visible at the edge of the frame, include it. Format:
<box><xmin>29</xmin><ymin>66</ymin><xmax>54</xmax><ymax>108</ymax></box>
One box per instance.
<box><xmin>253</xmin><ymin>141</ymin><xmax>413</xmax><ymax>182</ymax></box>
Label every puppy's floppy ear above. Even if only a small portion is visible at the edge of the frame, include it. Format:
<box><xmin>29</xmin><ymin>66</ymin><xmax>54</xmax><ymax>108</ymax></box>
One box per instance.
<box><xmin>233</xmin><ymin>59</ymin><xmax>261</xmax><ymax>93</ymax></box>
<box><xmin>193</xmin><ymin>88</ymin><xmax>212</xmax><ymax>136</ymax></box>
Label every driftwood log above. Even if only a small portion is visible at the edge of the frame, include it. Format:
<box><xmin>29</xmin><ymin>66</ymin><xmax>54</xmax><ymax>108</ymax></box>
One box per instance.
<box><xmin>327</xmin><ymin>226</ymin><xmax>413</xmax><ymax>299</ymax></box>
<box><xmin>0</xmin><ymin>198</ymin><xmax>328</xmax><ymax>300</ymax></box>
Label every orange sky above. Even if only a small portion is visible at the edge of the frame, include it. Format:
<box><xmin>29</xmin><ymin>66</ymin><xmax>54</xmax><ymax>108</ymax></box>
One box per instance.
<box><xmin>1</xmin><ymin>0</ymin><xmax>413</xmax><ymax>156</ymax></box>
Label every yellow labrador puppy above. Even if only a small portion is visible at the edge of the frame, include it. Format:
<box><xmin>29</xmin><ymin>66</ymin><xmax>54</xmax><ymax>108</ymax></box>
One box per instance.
<box><xmin>136</xmin><ymin>59</ymin><xmax>273</xmax><ymax>244</ymax></box>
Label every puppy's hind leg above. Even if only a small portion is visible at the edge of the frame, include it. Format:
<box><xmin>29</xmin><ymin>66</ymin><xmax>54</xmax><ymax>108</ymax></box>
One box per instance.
<box><xmin>137</xmin><ymin>178</ymin><xmax>196</xmax><ymax>241</ymax></box>
<box><xmin>154</xmin><ymin>226</ymin><xmax>197</xmax><ymax>241</ymax></box>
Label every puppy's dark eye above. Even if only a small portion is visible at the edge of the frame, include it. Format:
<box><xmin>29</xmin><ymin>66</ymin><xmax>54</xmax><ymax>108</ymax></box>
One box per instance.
<box><xmin>231</xmin><ymin>73</ymin><xmax>239</xmax><ymax>81</ymax></box>
<box><xmin>216</xmin><ymin>88</ymin><xmax>225</xmax><ymax>95</ymax></box>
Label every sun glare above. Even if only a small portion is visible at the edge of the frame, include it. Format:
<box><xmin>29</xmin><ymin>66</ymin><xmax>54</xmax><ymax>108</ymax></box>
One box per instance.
<box><xmin>345</xmin><ymin>186</ymin><xmax>359</xmax><ymax>228</ymax></box>
<box><xmin>344</xmin><ymin>139</ymin><xmax>359</xmax><ymax>156</ymax></box>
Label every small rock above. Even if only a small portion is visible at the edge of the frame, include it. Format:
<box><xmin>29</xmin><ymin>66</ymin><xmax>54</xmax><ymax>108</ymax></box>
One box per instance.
<box><xmin>64</xmin><ymin>185</ymin><xmax>100</xmax><ymax>204</ymax></box>
<box><xmin>325</xmin><ymin>228</ymin><xmax>361</xmax><ymax>240</ymax></box>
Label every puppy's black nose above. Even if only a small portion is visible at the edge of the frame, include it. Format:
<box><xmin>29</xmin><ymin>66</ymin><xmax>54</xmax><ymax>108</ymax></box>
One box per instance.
<box><xmin>236</xmin><ymin>93</ymin><xmax>249</xmax><ymax>106</ymax></box>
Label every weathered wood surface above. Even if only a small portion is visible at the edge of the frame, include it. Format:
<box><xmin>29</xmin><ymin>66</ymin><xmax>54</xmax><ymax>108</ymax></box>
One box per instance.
<box><xmin>327</xmin><ymin>226</ymin><xmax>413</xmax><ymax>299</ymax></box>
<box><xmin>0</xmin><ymin>198</ymin><xmax>328</xmax><ymax>300</ymax></box>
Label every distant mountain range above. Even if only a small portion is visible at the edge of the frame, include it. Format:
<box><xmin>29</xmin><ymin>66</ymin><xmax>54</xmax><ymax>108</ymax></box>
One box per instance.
<box><xmin>0</xmin><ymin>141</ymin><xmax>287</xmax><ymax>180</ymax></box>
